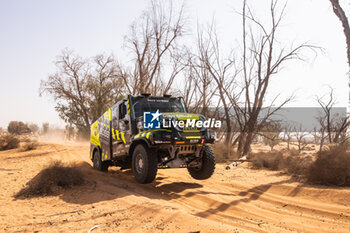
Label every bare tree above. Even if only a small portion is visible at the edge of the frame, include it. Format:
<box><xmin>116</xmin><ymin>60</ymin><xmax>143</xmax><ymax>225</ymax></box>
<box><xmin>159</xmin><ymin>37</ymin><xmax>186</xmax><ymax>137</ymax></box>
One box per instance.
<box><xmin>328</xmin><ymin>0</ymin><xmax>350</xmax><ymax>88</ymax></box>
<box><xmin>123</xmin><ymin>0</ymin><xmax>187</xmax><ymax>95</ymax></box>
<box><xmin>65</xmin><ymin>124</ymin><xmax>76</xmax><ymax>141</ymax></box>
<box><xmin>28</xmin><ymin>123</ymin><xmax>39</xmax><ymax>134</ymax></box>
<box><xmin>312</xmin><ymin>125</ymin><xmax>327</xmax><ymax>153</ymax></box>
<box><xmin>183</xmin><ymin>51</ymin><xmax>219</xmax><ymax>116</ymax></box>
<box><xmin>282</xmin><ymin>123</ymin><xmax>294</xmax><ymax>150</ymax></box>
<box><xmin>40</xmin><ymin>50</ymin><xmax>124</xmax><ymax>136</ymax></box>
<box><xmin>190</xmin><ymin>0</ymin><xmax>315</xmax><ymax>157</ymax></box>
<box><xmin>192</xmin><ymin>22</ymin><xmax>238</xmax><ymax>145</ymax></box>
<box><xmin>317</xmin><ymin>87</ymin><xmax>334</xmax><ymax>143</ymax></box>
<box><xmin>235</xmin><ymin>0</ymin><xmax>315</xmax><ymax>155</ymax></box>
<box><xmin>316</xmin><ymin>87</ymin><xmax>350</xmax><ymax>145</ymax></box>
<box><xmin>294</xmin><ymin>125</ymin><xmax>308</xmax><ymax>153</ymax></box>
<box><xmin>261</xmin><ymin>121</ymin><xmax>282</xmax><ymax>151</ymax></box>
<box><xmin>332</xmin><ymin>113</ymin><xmax>350</xmax><ymax>143</ymax></box>
<box><xmin>42</xmin><ymin>122</ymin><xmax>49</xmax><ymax>134</ymax></box>
<box><xmin>182</xmin><ymin>65</ymin><xmax>199</xmax><ymax>109</ymax></box>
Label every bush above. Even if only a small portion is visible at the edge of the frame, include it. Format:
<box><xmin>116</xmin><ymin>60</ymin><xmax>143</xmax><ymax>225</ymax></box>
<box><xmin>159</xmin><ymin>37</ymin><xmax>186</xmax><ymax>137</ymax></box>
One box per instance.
<box><xmin>307</xmin><ymin>145</ymin><xmax>350</xmax><ymax>186</ymax></box>
<box><xmin>284</xmin><ymin>155</ymin><xmax>312</xmax><ymax>175</ymax></box>
<box><xmin>15</xmin><ymin>161</ymin><xmax>84</xmax><ymax>198</ymax></box>
<box><xmin>28</xmin><ymin>123</ymin><xmax>39</xmax><ymax>134</ymax></box>
<box><xmin>42</xmin><ymin>122</ymin><xmax>49</xmax><ymax>134</ymax></box>
<box><xmin>21</xmin><ymin>141</ymin><xmax>39</xmax><ymax>151</ymax></box>
<box><xmin>288</xmin><ymin>147</ymin><xmax>299</xmax><ymax>156</ymax></box>
<box><xmin>212</xmin><ymin>143</ymin><xmax>238</xmax><ymax>162</ymax></box>
<box><xmin>250</xmin><ymin>151</ymin><xmax>284</xmax><ymax>170</ymax></box>
<box><xmin>249</xmin><ymin>145</ymin><xmax>350</xmax><ymax>186</ymax></box>
<box><xmin>0</xmin><ymin>134</ymin><xmax>20</xmax><ymax>151</ymax></box>
<box><xmin>262</xmin><ymin>133</ymin><xmax>281</xmax><ymax>151</ymax></box>
<box><xmin>7</xmin><ymin>121</ymin><xmax>31</xmax><ymax>135</ymax></box>
<box><xmin>250</xmin><ymin>151</ymin><xmax>313</xmax><ymax>175</ymax></box>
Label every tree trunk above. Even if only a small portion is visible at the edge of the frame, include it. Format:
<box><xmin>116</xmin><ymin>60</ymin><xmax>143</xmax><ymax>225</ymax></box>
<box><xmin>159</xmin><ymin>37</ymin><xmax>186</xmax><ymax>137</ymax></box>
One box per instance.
<box><xmin>237</xmin><ymin>132</ymin><xmax>245</xmax><ymax>154</ymax></box>
<box><xmin>329</xmin><ymin>0</ymin><xmax>350</xmax><ymax>103</ymax></box>
<box><xmin>242</xmin><ymin>131</ymin><xmax>254</xmax><ymax>155</ymax></box>
<box><xmin>319</xmin><ymin>136</ymin><xmax>324</xmax><ymax>153</ymax></box>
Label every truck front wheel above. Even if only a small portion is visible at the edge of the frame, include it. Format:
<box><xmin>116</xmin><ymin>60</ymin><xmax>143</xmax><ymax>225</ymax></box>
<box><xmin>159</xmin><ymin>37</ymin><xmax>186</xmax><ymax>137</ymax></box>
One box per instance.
<box><xmin>132</xmin><ymin>144</ymin><xmax>158</xmax><ymax>184</ymax></box>
<box><xmin>188</xmin><ymin>145</ymin><xmax>216</xmax><ymax>180</ymax></box>
<box><xmin>93</xmin><ymin>149</ymin><xmax>109</xmax><ymax>172</ymax></box>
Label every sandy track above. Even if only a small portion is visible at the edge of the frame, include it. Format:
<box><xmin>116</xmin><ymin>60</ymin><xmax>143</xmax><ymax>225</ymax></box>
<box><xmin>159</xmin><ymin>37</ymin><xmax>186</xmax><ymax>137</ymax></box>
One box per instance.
<box><xmin>1</xmin><ymin>143</ymin><xmax>350</xmax><ymax>232</ymax></box>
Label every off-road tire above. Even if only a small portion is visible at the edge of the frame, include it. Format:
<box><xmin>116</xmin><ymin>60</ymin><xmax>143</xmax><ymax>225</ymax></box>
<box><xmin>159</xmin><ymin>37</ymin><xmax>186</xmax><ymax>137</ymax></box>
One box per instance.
<box><xmin>93</xmin><ymin>149</ymin><xmax>109</xmax><ymax>172</ymax></box>
<box><xmin>132</xmin><ymin>144</ymin><xmax>158</xmax><ymax>184</ymax></box>
<box><xmin>188</xmin><ymin>145</ymin><xmax>216</xmax><ymax>180</ymax></box>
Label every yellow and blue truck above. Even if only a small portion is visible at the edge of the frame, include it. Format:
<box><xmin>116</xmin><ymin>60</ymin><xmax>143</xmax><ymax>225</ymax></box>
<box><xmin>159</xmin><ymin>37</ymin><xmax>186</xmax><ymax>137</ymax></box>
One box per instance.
<box><xmin>90</xmin><ymin>94</ymin><xmax>216</xmax><ymax>184</ymax></box>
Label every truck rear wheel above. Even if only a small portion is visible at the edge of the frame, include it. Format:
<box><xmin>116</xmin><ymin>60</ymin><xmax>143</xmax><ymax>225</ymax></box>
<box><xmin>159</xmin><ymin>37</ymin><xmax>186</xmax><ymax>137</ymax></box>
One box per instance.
<box><xmin>132</xmin><ymin>144</ymin><xmax>157</xmax><ymax>184</ymax></box>
<box><xmin>93</xmin><ymin>149</ymin><xmax>109</xmax><ymax>172</ymax></box>
<box><xmin>188</xmin><ymin>145</ymin><xmax>216</xmax><ymax>180</ymax></box>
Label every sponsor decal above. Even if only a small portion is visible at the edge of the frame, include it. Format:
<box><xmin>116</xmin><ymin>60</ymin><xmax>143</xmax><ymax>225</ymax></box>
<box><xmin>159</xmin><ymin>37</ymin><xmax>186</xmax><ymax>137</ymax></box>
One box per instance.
<box><xmin>143</xmin><ymin>109</ymin><xmax>221</xmax><ymax>129</ymax></box>
<box><xmin>143</xmin><ymin>110</ymin><xmax>161</xmax><ymax>129</ymax></box>
<box><xmin>163</xmin><ymin>118</ymin><xmax>221</xmax><ymax>129</ymax></box>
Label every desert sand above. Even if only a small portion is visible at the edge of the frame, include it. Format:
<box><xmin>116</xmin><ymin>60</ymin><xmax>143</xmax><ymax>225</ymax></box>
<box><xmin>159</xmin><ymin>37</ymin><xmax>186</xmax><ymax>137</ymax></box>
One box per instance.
<box><xmin>1</xmin><ymin>142</ymin><xmax>350</xmax><ymax>232</ymax></box>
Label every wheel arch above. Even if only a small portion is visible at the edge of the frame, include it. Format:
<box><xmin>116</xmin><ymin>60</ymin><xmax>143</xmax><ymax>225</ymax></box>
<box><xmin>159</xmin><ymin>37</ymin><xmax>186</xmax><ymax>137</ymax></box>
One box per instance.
<box><xmin>129</xmin><ymin>138</ymin><xmax>151</xmax><ymax>158</ymax></box>
<box><xmin>91</xmin><ymin>145</ymin><xmax>101</xmax><ymax>161</ymax></box>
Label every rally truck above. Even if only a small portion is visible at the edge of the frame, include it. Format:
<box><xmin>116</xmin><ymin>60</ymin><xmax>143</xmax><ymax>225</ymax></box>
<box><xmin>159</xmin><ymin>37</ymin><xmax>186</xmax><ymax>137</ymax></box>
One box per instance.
<box><xmin>90</xmin><ymin>94</ymin><xmax>217</xmax><ymax>184</ymax></box>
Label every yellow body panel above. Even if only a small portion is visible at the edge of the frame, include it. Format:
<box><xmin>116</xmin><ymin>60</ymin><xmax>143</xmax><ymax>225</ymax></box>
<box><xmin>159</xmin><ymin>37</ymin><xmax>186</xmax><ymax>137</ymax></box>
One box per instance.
<box><xmin>90</xmin><ymin>121</ymin><xmax>101</xmax><ymax>147</ymax></box>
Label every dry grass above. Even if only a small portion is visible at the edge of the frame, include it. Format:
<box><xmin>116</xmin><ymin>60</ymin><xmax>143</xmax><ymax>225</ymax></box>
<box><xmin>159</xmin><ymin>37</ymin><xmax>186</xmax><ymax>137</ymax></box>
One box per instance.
<box><xmin>288</xmin><ymin>148</ymin><xmax>300</xmax><ymax>156</ymax></box>
<box><xmin>250</xmin><ymin>151</ymin><xmax>284</xmax><ymax>170</ymax></box>
<box><xmin>249</xmin><ymin>151</ymin><xmax>313</xmax><ymax>176</ymax></box>
<box><xmin>15</xmin><ymin>161</ymin><xmax>84</xmax><ymax>198</ymax></box>
<box><xmin>0</xmin><ymin>133</ymin><xmax>20</xmax><ymax>151</ymax></box>
<box><xmin>20</xmin><ymin>140</ymin><xmax>39</xmax><ymax>151</ymax></box>
<box><xmin>212</xmin><ymin>142</ymin><xmax>239</xmax><ymax>163</ymax></box>
<box><xmin>0</xmin><ymin>133</ymin><xmax>39</xmax><ymax>152</ymax></box>
<box><xmin>307</xmin><ymin>145</ymin><xmax>350</xmax><ymax>186</ymax></box>
<box><xmin>249</xmin><ymin>145</ymin><xmax>350</xmax><ymax>186</ymax></box>
<box><xmin>284</xmin><ymin>155</ymin><xmax>312</xmax><ymax>176</ymax></box>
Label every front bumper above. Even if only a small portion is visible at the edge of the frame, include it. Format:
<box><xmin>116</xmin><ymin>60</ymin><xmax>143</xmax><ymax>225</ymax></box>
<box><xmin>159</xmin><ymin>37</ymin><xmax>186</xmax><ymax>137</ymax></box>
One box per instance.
<box><xmin>149</xmin><ymin>128</ymin><xmax>215</xmax><ymax>144</ymax></box>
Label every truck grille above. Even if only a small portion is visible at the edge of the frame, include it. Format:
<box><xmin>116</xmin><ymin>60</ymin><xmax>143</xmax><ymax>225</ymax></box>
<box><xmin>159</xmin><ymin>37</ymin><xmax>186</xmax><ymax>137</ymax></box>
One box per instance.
<box><xmin>179</xmin><ymin>132</ymin><xmax>202</xmax><ymax>138</ymax></box>
<box><xmin>181</xmin><ymin>125</ymin><xmax>199</xmax><ymax>131</ymax></box>
<box><xmin>178</xmin><ymin>145</ymin><xmax>196</xmax><ymax>154</ymax></box>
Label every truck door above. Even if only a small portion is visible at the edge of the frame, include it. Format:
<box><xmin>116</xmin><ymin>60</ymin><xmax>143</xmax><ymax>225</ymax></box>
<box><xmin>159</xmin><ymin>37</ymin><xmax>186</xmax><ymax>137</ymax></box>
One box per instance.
<box><xmin>111</xmin><ymin>101</ymin><xmax>131</xmax><ymax>158</ymax></box>
<box><xmin>98</xmin><ymin>108</ymin><xmax>112</xmax><ymax>161</ymax></box>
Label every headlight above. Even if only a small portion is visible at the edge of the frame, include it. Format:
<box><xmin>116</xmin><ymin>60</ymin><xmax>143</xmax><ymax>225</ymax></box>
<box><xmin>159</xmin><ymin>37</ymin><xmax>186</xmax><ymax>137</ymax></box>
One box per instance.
<box><xmin>208</xmin><ymin>130</ymin><xmax>217</xmax><ymax>140</ymax></box>
<box><xmin>211</xmin><ymin>131</ymin><xmax>217</xmax><ymax>140</ymax></box>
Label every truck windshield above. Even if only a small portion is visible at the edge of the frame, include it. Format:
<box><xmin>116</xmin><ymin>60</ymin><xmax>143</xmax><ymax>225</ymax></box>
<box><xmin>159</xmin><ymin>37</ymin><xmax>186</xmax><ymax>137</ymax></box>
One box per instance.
<box><xmin>133</xmin><ymin>98</ymin><xmax>186</xmax><ymax>117</ymax></box>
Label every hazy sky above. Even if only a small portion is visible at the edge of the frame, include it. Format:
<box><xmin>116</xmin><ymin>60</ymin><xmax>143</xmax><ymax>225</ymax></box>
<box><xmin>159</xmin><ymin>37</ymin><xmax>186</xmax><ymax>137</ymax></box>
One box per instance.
<box><xmin>0</xmin><ymin>0</ymin><xmax>349</xmax><ymax>128</ymax></box>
